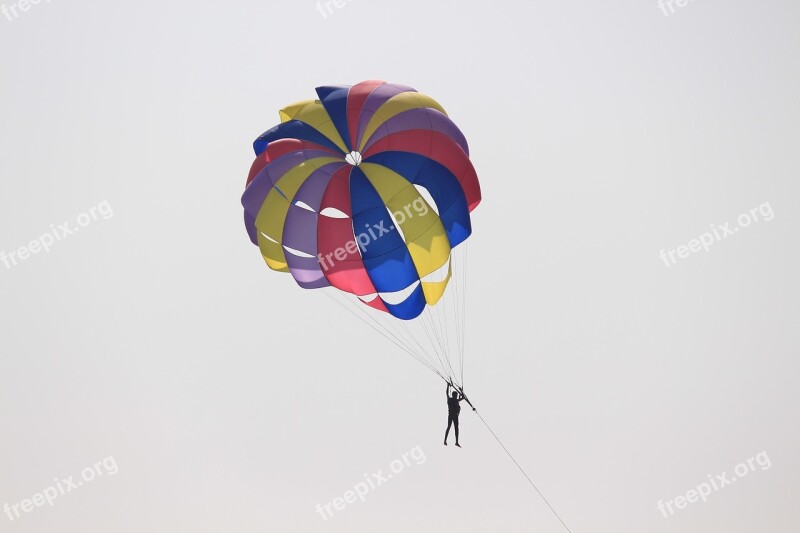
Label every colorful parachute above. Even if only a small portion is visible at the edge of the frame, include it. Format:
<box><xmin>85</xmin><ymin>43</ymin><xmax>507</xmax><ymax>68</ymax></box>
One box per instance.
<box><xmin>241</xmin><ymin>81</ymin><xmax>481</xmax><ymax>383</ymax></box>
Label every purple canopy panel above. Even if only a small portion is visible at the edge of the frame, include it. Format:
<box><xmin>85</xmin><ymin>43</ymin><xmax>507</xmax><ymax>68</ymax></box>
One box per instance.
<box><xmin>282</xmin><ymin>163</ymin><xmax>343</xmax><ymax>288</ymax></box>
<box><xmin>363</xmin><ymin>108</ymin><xmax>469</xmax><ymax>156</ymax></box>
<box><xmin>241</xmin><ymin>149</ymin><xmax>336</xmax><ymax>219</ymax></box>
<box><xmin>355</xmin><ymin>83</ymin><xmax>417</xmax><ymax>149</ymax></box>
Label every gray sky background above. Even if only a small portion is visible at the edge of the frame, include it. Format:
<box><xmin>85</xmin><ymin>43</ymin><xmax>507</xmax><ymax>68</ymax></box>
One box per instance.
<box><xmin>1</xmin><ymin>1</ymin><xmax>798</xmax><ymax>532</ymax></box>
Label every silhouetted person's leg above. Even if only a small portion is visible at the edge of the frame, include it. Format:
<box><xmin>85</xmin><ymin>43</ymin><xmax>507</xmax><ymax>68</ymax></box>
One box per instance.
<box><xmin>454</xmin><ymin>416</ymin><xmax>460</xmax><ymax>447</ymax></box>
<box><xmin>444</xmin><ymin>417</ymin><xmax>453</xmax><ymax>445</ymax></box>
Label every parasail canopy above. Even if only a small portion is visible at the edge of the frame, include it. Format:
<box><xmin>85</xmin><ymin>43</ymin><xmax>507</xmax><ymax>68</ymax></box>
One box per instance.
<box><xmin>242</xmin><ymin>80</ymin><xmax>481</xmax><ymax>386</ymax></box>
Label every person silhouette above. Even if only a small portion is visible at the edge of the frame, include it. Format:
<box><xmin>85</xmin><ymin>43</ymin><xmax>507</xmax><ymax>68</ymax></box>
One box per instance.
<box><xmin>444</xmin><ymin>382</ymin><xmax>466</xmax><ymax>447</ymax></box>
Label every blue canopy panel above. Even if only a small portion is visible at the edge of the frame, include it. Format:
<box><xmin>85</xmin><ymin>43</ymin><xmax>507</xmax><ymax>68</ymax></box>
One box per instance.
<box><xmin>253</xmin><ymin>120</ymin><xmax>343</xmax><ymax>156</ymax></box>
<box><xmin>348</xmin><ymin>167</ymin><xmax>425</xmax><ymax>318</ymax></box>
<box><xmin>384</xmin><ymin>283</ymin><xmax>426</xmax><ymax>320</ymax></box>
<box><xmin>364</xmin><ymin>151</ymin><xmax>472</xmax><ymax>247</ymax></box>
<box><xmin>316</xmin><ymin>85</ymin><xmax>353</xmax><ymax>153</ymax></box>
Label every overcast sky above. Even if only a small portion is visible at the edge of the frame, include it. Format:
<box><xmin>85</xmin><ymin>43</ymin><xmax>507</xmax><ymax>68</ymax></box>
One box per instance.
<box><xmin>1</xmin><ymin>1</ymin><xmax>798</xmax><ymax>532</ymax></box>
